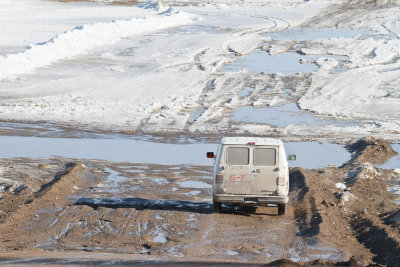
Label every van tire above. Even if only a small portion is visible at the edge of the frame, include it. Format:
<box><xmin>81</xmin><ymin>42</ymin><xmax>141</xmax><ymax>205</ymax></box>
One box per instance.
<box><xmin>278</xmin><ymin>204</ymin><xmax>286</xmax><ymax>215</ymax></box>
<box><xmin>213</xmin><ymin>202</ymin><xmax>221</xmax><ymax>213</ymax></box>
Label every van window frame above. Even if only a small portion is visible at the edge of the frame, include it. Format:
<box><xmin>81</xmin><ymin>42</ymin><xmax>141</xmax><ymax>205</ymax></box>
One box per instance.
<box><xmin>226</xmin><ymin>146</ymin><xmax>250</xmax><ymax>165</ymax></box>
<box><xmin>253</xmin><ymin>147</ymin><xmax>277</xmax><ymax>166</ymax></box>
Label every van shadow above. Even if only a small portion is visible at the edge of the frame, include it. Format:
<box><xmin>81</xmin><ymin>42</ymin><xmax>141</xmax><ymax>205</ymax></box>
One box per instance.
<box><xmin>74</xmin><ymin>197</ymin><xmax>273</xmax><ymax>216</ymax></box>
<box><xmin>75</xmin><ymin>197</ymin><xmax>213</xmax><ymax>214</ymax></box>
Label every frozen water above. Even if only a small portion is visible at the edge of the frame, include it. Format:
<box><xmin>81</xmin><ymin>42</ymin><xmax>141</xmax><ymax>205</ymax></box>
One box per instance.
<box><xmin>266</xmin><ymin>27</ymin><xmax>368</xmax><ymax>41</ymax></box>
<box><xmin>375</xmin><ymin>144</ymin><xmax>400</xmax><ymax>170</ymax></box>
<box><xmin>220</xmin><ymin>50</ymin><xmax>317</xmax><ymax>75</ymax></box>
<box><xmin>238</xmin><ymin>86</ymin><xmax>254</xmax><ymax>97</ymax></box>
<box><xmin>231</xmin><ymin>103</ymin><xmax>359</xmax><ymax>127</ymax></box>
<box><xmin>188</xmin><ymin>107</ymin><xmax>206</xmax><ymax>124</ymax></box>
<box><xmin>177</xmin><ymin>181</ymin><xmax>211</xmax><ymax>189</ymax></box>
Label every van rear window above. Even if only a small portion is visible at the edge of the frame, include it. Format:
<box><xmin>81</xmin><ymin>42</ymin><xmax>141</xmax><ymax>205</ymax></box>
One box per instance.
<box><xmin>227</xmin><ymin>147</ymin><xmax>249</xmax><ymax>165</ymax></box>
<box><xmin>254</xmin><ymin>148</ymin><xmax>276</xmax><ymax>166</ymax></box>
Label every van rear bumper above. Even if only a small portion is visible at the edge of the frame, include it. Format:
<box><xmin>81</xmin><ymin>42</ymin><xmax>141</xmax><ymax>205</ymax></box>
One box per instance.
<box><xmin>214</xmin><ymin>194</ymin><xmax>288</xmax><ymax>205</ymax></box>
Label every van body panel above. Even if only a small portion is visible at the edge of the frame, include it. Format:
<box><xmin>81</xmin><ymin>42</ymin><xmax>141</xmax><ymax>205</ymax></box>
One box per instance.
<box><xmin>223</xmin><ymin>145</ymin><xmax>252</xmax><ymax>194</ymax></box>
<box><xmin>250</xmin><ymin>146</ymin><xmax>279</xmax><ymax>194</ymax></box>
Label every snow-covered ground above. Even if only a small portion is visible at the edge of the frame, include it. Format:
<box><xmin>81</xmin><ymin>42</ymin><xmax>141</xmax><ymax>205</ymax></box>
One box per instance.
<box><xmin>0</xmin><ymin>0</ymin><xmax>400</xmax><ymax>141</ymax></box>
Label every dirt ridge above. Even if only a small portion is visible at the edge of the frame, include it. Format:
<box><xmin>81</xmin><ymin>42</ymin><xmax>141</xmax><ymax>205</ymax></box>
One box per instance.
<box><xmin>0</xmin><ymin>162</ymin><xmax>86</xmax><ymax>248</ymax></box>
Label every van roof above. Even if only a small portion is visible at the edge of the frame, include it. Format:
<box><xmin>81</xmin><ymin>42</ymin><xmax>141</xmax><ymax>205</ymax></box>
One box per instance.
<box><xmin>221</xmin><ymin>137</ymin><xmax>283</xmax><ymax>146</ymax></box>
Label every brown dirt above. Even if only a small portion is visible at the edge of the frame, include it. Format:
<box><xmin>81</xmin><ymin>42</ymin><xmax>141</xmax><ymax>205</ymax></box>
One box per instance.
<box><xmin>0</xmin><ymin>138</ymin><xmax>399</xmax><ymax>266</ymax></box>
<box><xmin>346</xmin><ymin>137</ymin><xmax>398</xmax><ymax>164</ymax></box>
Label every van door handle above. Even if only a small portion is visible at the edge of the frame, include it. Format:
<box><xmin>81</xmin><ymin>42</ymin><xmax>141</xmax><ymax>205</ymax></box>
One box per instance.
<box><xmin>273</xmin><ymin>167</ymin><xmax>280</xmax><ymax>172</ymax></box>
<box><xmin>252</xmin><ymin>169</ymin><xmax>260</xmax><ymax>173</ymax></box>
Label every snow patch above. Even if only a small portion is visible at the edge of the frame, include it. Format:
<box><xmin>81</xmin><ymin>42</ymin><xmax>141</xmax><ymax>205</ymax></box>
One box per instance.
<box><xmin>227</xmin><ymin>250</ymin><xmax>239</xmax><ymax>256</ymax></box>
<box><xmin>153</xmin><ymin>228</ymin><xmax>168</xmax><ymax>243</ymax></box>
<box><xmin>335</xmin><ymin>183</ymin><xmax>346</xmax><ymax>190</ymax></box>
<box><xmin>0</xmin><ymin>6</ymin><xmax>198</xmax><ymax>80</ymax></box>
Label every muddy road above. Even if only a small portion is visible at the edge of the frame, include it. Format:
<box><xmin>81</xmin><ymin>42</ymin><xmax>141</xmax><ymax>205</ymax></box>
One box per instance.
<box><xmin>0</xmin><ymin>138</ymin><xmax>399</xmax><ymax>266</ymax></box>
<box><xmin>0</xmin><ymin>160</ymin><xmax>304</xmax><ymax>264</ymax></box>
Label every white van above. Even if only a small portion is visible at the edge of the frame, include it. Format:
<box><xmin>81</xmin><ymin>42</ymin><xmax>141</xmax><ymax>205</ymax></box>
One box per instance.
<box><xmin>207</xmin><ymin>137</ymin><xmax>290</xmax><ymax>215</ymax></box>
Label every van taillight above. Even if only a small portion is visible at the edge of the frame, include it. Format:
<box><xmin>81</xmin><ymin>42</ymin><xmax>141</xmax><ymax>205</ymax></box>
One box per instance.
<box><xmin>277</xmin><ymin>177</ymin><xmax>285</xmax><ymax>185</ymax></box>
<box><xmin>216</xmin><ymin>174</ymin><xmax>223</xmax><ymax>183</ymax></box>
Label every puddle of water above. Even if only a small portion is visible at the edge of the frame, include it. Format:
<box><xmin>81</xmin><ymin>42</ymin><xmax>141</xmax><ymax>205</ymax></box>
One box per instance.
<box><xmin>375</xmin><ymin>144</ymin><xmax>400</xmax><ymax>170</ymax></box>
<box><xmin>220</xmin><ymin>50</ymin><xmax>317</xmax><ymax>75</ymax></box>
<box><xmin>285</xmin><ymin>142</ymin><xmax>350</xmax><ymax>169</ymax></box>
<box><xmin>232</xmin><ymin>103</ymin><xmax>358</xmax><ymax>127</ymax></box>
<box><xmin>177</xmin><ymin>180</ymin><xmax>211</xmax><ymax>189</ymax></box>
<box><xmin>0</xmin><ymin>136</ymin><xmax>217</xmax><ymax>165</ymax></box>
<box><xmin>181</xmin><ymin>190</ymin><xmax>201</xmax><ymax>196</ymax></box>
<box><xmin>238</xmin><ymin>86</ymin><xmax>254</xmax><ymax>97</ymax></box>
<box><xmin>266</xmin><ymin>27</ymin><xmax>369</xmax><ymax>41</ymax></box>
<box><xmin>0</xmin><ymin>136</ymin><xmax>350</xmax><ymax>169</ymax></box>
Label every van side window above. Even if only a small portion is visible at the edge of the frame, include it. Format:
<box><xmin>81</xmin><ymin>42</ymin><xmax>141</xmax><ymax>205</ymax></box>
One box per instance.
<box><xmin>227</xmin><ymin>147</ymin><xmax>249</xmax><ymax>165</ymax></box>
<box><xmin>254</xmin><ymin>148</ymin><xmax>276</xmax><ymax>166</ymax></box>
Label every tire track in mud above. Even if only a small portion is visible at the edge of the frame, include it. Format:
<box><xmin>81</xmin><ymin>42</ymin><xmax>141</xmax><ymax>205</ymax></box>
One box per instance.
<box><xmin>0</xmin><ymin>161</ymin><xmax>301</xmax><ymax>263</ymax></box>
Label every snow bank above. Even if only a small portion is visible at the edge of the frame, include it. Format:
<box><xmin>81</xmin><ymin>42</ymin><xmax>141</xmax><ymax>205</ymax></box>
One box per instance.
<box><xmin>0</xmin><ymin>3</ymin><xmax>198</xmax><ymax>81</ymax></box>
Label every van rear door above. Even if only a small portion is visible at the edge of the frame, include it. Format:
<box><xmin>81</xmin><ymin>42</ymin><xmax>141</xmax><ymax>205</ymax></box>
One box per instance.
<box><xmin>223</xmin><ymin>146</ymin><xmax>252</xmax><ymax>195</ymax></box>
<box><xmin>250</xmin><ymin>146</ymin><xmax>279</xmax><ymax>194</ymax></box>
